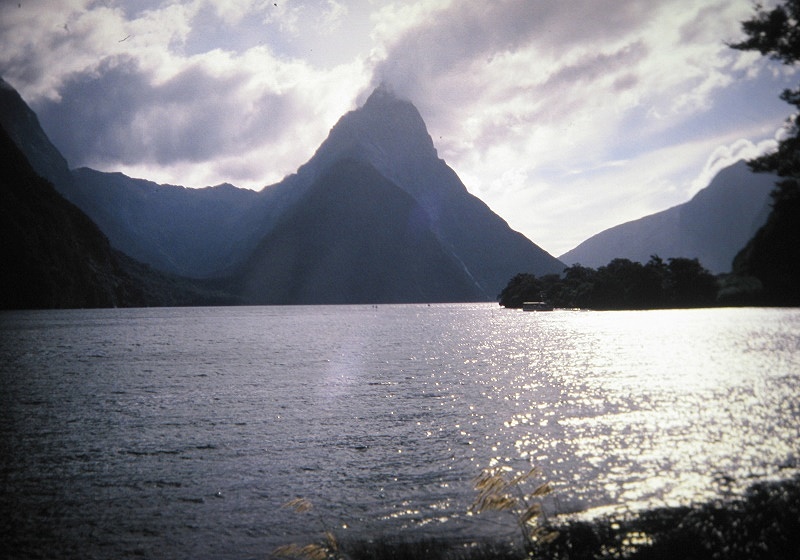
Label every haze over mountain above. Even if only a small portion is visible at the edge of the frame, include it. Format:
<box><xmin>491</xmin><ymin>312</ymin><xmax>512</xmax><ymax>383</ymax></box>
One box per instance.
<box><xmin>6</xmin><ymin>72</ymin><xmax>783</xmax><ymax>306</ymax></box>
<box><xmin>236</xmin><ymin>159</ymin><xmax>484</xmax><ymax>304</ymax></box>
<box><xmin>281</xmin><ymin>86</ymin><xmax>566</xmax><ymax>297</ymax></box>
<box><xmin>1</xmin><ymin>78</ymin><xmax>564</xmax><ymax>304</ymax></box>
<box><xmin>559</xmin><ymin>161</ymin><xmax>779</xmax><ymax>274</ymax></box>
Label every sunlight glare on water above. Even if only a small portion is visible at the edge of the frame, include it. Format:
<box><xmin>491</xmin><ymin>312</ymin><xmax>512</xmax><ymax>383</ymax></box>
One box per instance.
<box><xmin>482</xmin><ymin>308</ymin><xmax>800</xmax><ymax>515</ymax></box>
<box><xmin>1</xmin><ymin>304</ymin><xmax>798</xmax><ymax>557</ymax></box>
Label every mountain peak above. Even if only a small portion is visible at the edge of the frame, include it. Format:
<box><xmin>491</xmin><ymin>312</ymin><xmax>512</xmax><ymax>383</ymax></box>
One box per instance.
<box><xmin>361</xmin><ymin>83</ymin><xmax>411</xmax><ymax>111</ymax></box>
<box><xmin>284</xmin><ymin>83</ymin><xmax>563</xmax><ymax>297</ymax></box>
<box><xmin>353</xmin><ymin>85</ymin><xmax>435</xmax><ymax>155</ymax></box>
<box><xmin>3</xmin><ymin>75</ymin><xmax>564</xmax><ymax>304</ymax></box>
<box><xmin>294</xmin><ymin>84</ymin><xmax>439</xmax><ymax>195</ymax></box>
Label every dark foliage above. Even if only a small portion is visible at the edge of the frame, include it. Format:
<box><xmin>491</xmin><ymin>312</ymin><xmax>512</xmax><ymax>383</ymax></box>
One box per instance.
<box><xmin>726</xmin><ymin>0</ymin><xmax>800</xmax><ymax>305</ymax></box>
<box><xmin>495</xmin><ymin>272</ymin><xmax>549</xmax><ymax>309</ymax></box>
<box><xmin>331</xmin><ymin>475</ymin><xmax>800</xmax><ymax>560</ymax></box>
<box><xmin>498</xmin><ymin>256</ymin><xmax>718</xmax><ymax>310</ymax></box>
<box><xmin>341</xmin><ymin>538</ymin><xmax>521</xmax><ymax>560</ymax></box>
<box><xmin>538</xmin><ymin>474</ymin><xmax>800</xmax><ymax>560</ymax></box>
<box><xmin>729</xmin><ymin>184</ymin><xmax>800</xmax><ymax>305</ymax></box>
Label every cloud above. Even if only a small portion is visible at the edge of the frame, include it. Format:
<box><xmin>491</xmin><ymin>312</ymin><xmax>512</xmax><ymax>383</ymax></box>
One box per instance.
<box><xmin>2</xmin><ymin>0</ymin><xmax>369</xmax><ymax>188</ymax></box>
<box><xmin>368</xmin><ymin>1</ymin><xmax>763</xmax><ymax>181</ymax></box>
<box><xmin>690</xmin><ymin>135</ymin><xmax>780</xmax><ymax>195</ymax></box>
<box><xmin>0</xmin><ymin>0</ymin><xmax>201</xmax><ymax>100</ymax></box>
<box><xmin>35</xmin><ymin>56</ymin><xmax>290</xmax><ymax>165</ymax></box>
<box><xmin>359</xmin><ymin>0</ymin><xmax>795</xmax><ymax>255</ymax></box>
<box><xmin>1</xmin><ymin>0</ymin><xmax>797</xmax><ymax>253</ymax></box>
<box><xmin>32</xmin><ymin>49</ymin><xmax>367</xmax><ymax>187</ymax></box>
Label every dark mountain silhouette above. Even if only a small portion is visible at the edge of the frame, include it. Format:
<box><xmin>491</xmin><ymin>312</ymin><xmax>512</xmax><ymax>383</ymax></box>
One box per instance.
<box><xmin>281</xmin><ymin>86</ymin><xmax>565</xmax><ymax>297</ymax></box>
<box><xmin>0</xmin><ymin>77</ymin><xmax>265</xmax><ymax>279</ymax></box>
<box><xmin>1</xmin><ymin>79</ymin><xmax>564</xmax><ymax>302</ymax></box>
<box><xmin>0</xmin><ymin>123</ymin><xmax>235</xmax><ymax>309</ymax></box>
<box><xmin>237</xmin><ymin>159</ymin><xmax>484</xmax><ymax>304</ymax></box>
<box><xmin>559</xmin><ymin>161</ymin><xmax>778</xmax><ymax>273</ymax></box>
<box><xmin>68</xmin><ymin>168</ymin><xmax>262</xmax><ymax>277</ymax></box>
<box><xmin>0</xmin><ymin>77</ymin><xmax>75</xmax><ymax>197</ymax></box>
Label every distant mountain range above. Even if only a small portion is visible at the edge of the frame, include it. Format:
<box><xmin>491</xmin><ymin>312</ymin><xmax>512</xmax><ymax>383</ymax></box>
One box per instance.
<box><xmin>1</xmin><ymin>74</ymin><xmax>784</xmax><ymax>308</ymax></box>
<box><xmin>1</xmin><ymin>79</ymin><xmax>564</xmax><ymax>306</ymax></box>
<box><xmin>559</xmin><ymin>161</ymin><xmax>778</xmax><ymax>273</ymax></box>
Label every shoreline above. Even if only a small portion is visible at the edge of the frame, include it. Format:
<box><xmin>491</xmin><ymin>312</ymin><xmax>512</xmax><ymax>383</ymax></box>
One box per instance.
<box><xmin>280</xmin><ymin>472</ymin><xmax>800</xmax><ymax>560</ymax></box>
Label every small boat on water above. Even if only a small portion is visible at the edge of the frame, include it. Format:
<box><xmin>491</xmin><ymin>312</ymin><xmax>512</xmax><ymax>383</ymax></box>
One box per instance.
<box><xmin>522</xmin><ymin>301</ymin><xmax>553</xmax><ymax>311</ymax></box>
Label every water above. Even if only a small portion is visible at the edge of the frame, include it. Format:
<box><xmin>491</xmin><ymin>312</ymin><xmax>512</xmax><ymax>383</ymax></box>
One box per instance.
<box><xmin>1</xmin><ymin>304</ymin><xmax>799</xmax><ymax>558</ymax></box>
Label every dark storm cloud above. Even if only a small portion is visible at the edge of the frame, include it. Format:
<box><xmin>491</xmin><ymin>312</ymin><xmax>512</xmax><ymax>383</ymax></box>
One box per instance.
<box><xmin>33</xmin><ymin>56</ymin><xmax>294</xmax><ymax>169</ymax></box>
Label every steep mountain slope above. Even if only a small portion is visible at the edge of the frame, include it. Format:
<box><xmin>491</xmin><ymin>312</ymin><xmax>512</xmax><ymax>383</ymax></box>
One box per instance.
<box><xmin>2</xmin><ymin>79</ymin><xmax>562</xmax><ymax>297</ymax></box>
<box><xmin>559</xmin><ymin>161</ymin><xmax>778</xmax><ymax>273</ymax></box>
<box><xmin>236</xmin><ymin>159</ymin><xmax>484</xmax><ymax>304</ymax></box>
<box><xmin>0</xmin><ymin>124</ymin><xmax>234</xmax><ymax>309</ymax></box>
<box><xmin>0</xmin><ymin>123</ymin><xmax>127</xmax><ymax>309</ymax></box>
<box><xmin>279</xmin><ymin>86</ymin><xmax>565</xmax><ymax>297</ymax></box>
<box><xmin>0</xmin><ymin>77</ymin><xmax>76</xmax><ymax>199</ymax></box>
<box><xmin>0</xmin><ymin>77</ymin><xmax>263</xmax><ymax>279</ymax></box>
<box><xmin>69</xmin><ymin>168</ymin><xmax>261</xmax><ymax>277</ymax></box>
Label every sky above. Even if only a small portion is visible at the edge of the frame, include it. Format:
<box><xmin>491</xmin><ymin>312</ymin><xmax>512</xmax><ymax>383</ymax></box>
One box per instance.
<box><xmin>0</xmin><ymin>0</ymin><xmax>796</xmax><ymax>257</ymax></box>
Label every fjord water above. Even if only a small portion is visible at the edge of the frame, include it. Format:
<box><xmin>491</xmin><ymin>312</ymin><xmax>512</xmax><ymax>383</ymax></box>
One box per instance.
<box><xmin>1</xmin><ymin>304</ymin><xmax>798</xmax><ymax>558</ymax></box>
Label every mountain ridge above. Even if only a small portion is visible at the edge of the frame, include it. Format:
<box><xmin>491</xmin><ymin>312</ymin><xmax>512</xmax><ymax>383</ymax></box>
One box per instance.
<box><xmin>236</xmin><ymin>158</ymin><xmax>485</xmax><ymax>304</ymax></box>
<box><xmin>278</xmin><ymin>86</ymin><xmax>565</xmax><ymax>297</ymax></box>
<box><xmin>1</xmin><ymin>79</ymin><xmax>565</xmax><ymax>302</ymax></box>
<box><xmin>0</xmin><ymin>121</ymin><xmax>236</xmax><ymax>309</ymax></box>
<box><xmin>9</xmin><ymin>77</ymin><xmax>781</xmax><ymax>304</ymax></box>
<box><xmin>559</xmin><ymin>160</ymin><xmax>778</xmax><ymax>273</ymax></box>
<box><xmin>0</xmin><ymin>77</ymin><xmax>75</xmax><ymax>197</ymax></box>
<box><xmin>68</xmin><ymin>167</ymin><xmax>261</xmax><ymax>277</ymax></box>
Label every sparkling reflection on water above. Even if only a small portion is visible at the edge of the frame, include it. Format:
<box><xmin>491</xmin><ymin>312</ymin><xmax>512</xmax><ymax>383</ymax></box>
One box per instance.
<box><xmin>1</xmin><ymin>304</ymin><xmax>798</xmax><ymax>558</ymax></box>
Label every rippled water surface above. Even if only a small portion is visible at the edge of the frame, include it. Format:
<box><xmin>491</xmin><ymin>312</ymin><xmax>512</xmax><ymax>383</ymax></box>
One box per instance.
<box><xmin>1</xmin><ymin>305</ymin><xmax>799</xmax><ymax>558</ymax></box>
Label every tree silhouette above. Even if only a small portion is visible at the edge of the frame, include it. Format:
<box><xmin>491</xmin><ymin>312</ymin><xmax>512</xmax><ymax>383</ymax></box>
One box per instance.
<box><xmin>498</xmin><ymin>256</ymin><xmax>717</xmax><ymax>310</ymax></box>
<box><xmin>728</xmin><ymin>0</ymin><xmax>800</xmax><ymax>305</ymax></box>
